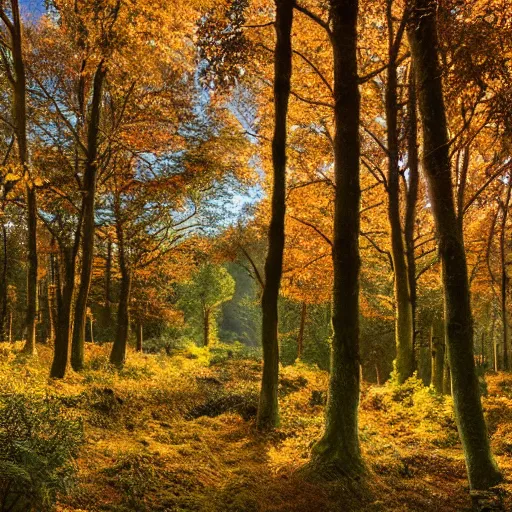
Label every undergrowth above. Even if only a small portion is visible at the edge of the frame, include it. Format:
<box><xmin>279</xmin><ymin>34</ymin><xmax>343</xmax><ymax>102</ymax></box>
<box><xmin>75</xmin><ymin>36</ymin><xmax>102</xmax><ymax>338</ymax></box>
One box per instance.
<box><xmin>0</xmin><ymin>342</ymin><xmax>510</xmax><ymax>511</ymax></box>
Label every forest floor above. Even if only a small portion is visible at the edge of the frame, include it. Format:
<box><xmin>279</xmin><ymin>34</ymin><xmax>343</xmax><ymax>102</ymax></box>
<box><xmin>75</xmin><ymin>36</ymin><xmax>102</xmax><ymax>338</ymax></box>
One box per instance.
<box><xmin>1</xmin><ymin>342</ymin><xmax>512</xmax><ymax>512</ymax></box>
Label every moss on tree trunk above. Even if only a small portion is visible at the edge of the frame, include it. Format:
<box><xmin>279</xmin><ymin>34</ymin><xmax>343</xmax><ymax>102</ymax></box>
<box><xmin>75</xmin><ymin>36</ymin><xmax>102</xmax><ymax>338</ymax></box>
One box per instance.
<box><xmin>310</xmin><ymin>0</ymin><xmax>364</xmax><ymax>477</ymax></box>
<box><xmin>408</xmin><ymin>0</ymin><xmax>501</xmax><ymax>490</ymax></box>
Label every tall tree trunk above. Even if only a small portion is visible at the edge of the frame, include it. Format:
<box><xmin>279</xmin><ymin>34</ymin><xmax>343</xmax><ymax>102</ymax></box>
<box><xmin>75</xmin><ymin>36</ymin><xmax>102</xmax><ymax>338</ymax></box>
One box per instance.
<box><xmin>50</xmin><ymin>249</ymin><xmax>76</xmax><ymax>378</ymax></box>
<box><xmin>24</xmin><ymin>186</ymin><xmax>38</xmax><ymax>354</ymax></box>
<box><xmin>88</xmin><ymin>313</ymin><xmax>94</xmax><ymax>344</ymax></box>
<box><xmin>408</xmin><ymin>0</ymin><xmax>501</xmax><ymax>489</ymax></box>
<box><xmin>8</xmin><ymin>309</ymin><xmax>12</xmax><ymax>343</ymax></box>
<box><xmin>104</xmin><ymin>238</ymin><xmax>112</xmax><ymax>328</ymax></box>
<box><xmin>71</xmin><ymin>62</ymin><xmax>106</xmax><ymax>371</ymax></box>
<box><xmin>0</xmin><ymin>223</ymin><xmax>8</xmax><ymax>341</ymax></box>
<box><xmin>443</xmin><ymin>348</ymin><xmax>451</xmax><ymax>396</ymax></box>
<box><xmin>4</xmin><ymin>0</ymin><xmax>38</xmax><ymax>355</ymax></box>
<box><xmin>47</xmin><ymin>251</ymin><xmax>56</xmax><ymax>344</ymax></box>
<box><xmin>491</xmin><ymin>311</ymin><xmax>498</xmax><ymax>372</ymax></box>
<box><xmin>47</xmin><ymin>284</ymin><xmax>55</xmax><ymax>344</ymax></box>
<box><xmin>109</xmin><ymin>215</ymin><xmax>131</xmax><ymax>368</ymax></box>
<box><xmin>203</xmin><ymin>308</ymin><xmax>210</xmax><ymax>347</ymax></box>
<box><xmin>386</xmin><ymin>1</ymin><xmax>414</xmax><ymax>384</ymax></box>
<box><xmin>404</xmin><ymin>66</ymin><xmax>419</xmax><ymax>366</ymax></box>
<box><xmin>136</xmin><ymin>322</ymin><xmax>143</xmax><ymax>352</ymax></box>
<box><xmin>499</xmin><ymin>179</ymin><xmax>511</xmax><ymax>370</ymax></box>
<box><xmin>430</xmin><ymin>323</ymin><xmax>444</xmax><ymax>393</ymax></box>
<box><xmin>257</xmin><ymin>0</ymin><xmax>293</xmax><ymax>430</ymax></box>
<box><xmin>37</xmin><ymin>279</ymin><xmax>47</xmax><ymax>343</ymax></box>
<box><xmin>110</xmin><ymin>268</ymin><xmax>132</xmax><ymax>368</ymax></box>
<box><xmin>311</xmin><ymin>0</ymin><xmax>364</xmax><ymax>475</ymax></box>
<box><xmin>296</xmin><ymin>301</ymin><xmax>307</xmax><ymax>360</ymax></box>
<box><xmin>480</xmin><ymin>331</ymin><xmax>485</xmax><ymax>367</ymax></box>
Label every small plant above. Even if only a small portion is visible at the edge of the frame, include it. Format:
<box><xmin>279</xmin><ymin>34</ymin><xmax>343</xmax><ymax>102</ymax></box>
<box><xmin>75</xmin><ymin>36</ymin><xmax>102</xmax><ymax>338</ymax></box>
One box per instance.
<box><xmin>0</xmin><ymin>393</ymin><xmax>83</xmax><ymax>512</ymax></box>
<box><xmin>387</xmin><ymin>371</ymin><xmax>425</xmax><ymax>405</ymax></box>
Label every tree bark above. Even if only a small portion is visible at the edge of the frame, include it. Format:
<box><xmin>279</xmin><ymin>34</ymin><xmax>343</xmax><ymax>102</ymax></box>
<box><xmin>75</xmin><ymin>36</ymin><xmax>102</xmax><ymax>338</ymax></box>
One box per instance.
<box><xmin>104</xmin><ymin>238</ymin><xmax>112</xmax><ymax>327</ymax></box>
<box><xmin>110</xmin><ymin>219</ymin><xmax>131</xmax><ymax>368</ymax></box>
<box><xmin>88</xmin><ymin>313</ymin><xmax>94</xmax><ymax>344</ymax></box>
<box><xmin>443</xmin><ymin>347</ymin><xmax>451</xmax><ymax>396</ymax></box>
<box><xmin>480</xmin><ymin>331</ymin><xmax>485</xmax><ymax>367</ymax></box>
<box><xmin>136</xmin><ymin>322</ymin><xmax>143</xmax><ymax>352</ymax></box>
<box><xmin>375</xmin><ymin>364</ymin><xmax>381</xmax><ymax>386</ymax></box>
<box><xmin>491</xmin><ymin>311</ymin><xmax>498</xmax><ymax>372</ymax></box>
<box><xmin>50</xmin><ymin>248</ymin><xmax>77</xmax><ymax>378</ymax></box>
<box><xmin>296</xmin><ymin>301</ymin><xmax>307</xmax><ymax>360</ymax></box>
<box><xmin>430</xmin><ymin>323</ymin><xmax>444</xmax><ymax>393</ymax></box>
<box><xmin>404</xmin><ymin>66</ymin><xmax>419</xmax><ymax>369</ymax></box>
<box><xmin>0</xmin><ymin>223</ymin><xmax>8</xmax><ymax>341</ymax></box>
<box><xmin>203</xmin><ymin>308</ymin><xmax>210</xmax><ymax>347</ymax></box>
<box><xmin>71</xmin><ymin>62</ymin><xmax>106</xmax><ymax>371</ymax></box>
<box><xmin>257</xmin><ymin>0</ymin><xmax>293</xmax><ymax>430</ymax></box>
<box><xmin>8</xmin><ymin>309</ymin><xmax>12</xmax><ymax>343</ymax></box>
<box><xmin>4</xmin><ymin>0</ymin><xmax>38</xmax><ymax>355</ymax></box>
<box><xmin>499</xmin><ymin>179</ymin><xmax>511</xmax><ymax>370</ymax></box>
<box><xmin>386</xmin><ymin>1</ymin><xmax>414</xmax><ymax>384</ymax></box>
<box><xmin>110</xmin><ymin>269</ymin><xmax>131</xmax><ymax>368</ymax></box>
<box><xmin>311</xmin><ymin>0</ymin><xmax>364</xmax><ymax>475</ymax></box>
<box><xmin>47</xmin><ymin>252</ymin><xmax>56</xmax><ymax>344</ymax></box>
<box><xmin>408</xmin><ymin>0</ymin><xmax>501</xmax><ymax>489</ymax></box>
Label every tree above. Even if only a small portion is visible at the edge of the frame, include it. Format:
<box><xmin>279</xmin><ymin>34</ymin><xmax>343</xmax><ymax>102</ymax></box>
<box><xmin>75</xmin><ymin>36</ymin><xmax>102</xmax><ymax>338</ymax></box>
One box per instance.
<box><xmin>0</xmin><ymin>0</ymin><xmax>38</xmax><ymax>355</ymax></box>
<box><xmin>408</xmin><ymin>0</ymin><xmax>501</xmax><ymax>490</ymax></box>
<box><xmin>310</xmin><ymin>0</ymin><xmax>364</xmax><ymax>476</ymax></box>
<box><xmin>67</xmin><ymin>0</ymin><xmax>119</xmax><ymax>372</ymax></box>
<box><xmin>107</xmin><ymin>157</ymin><xmax>199</xmax><ymax>367</ymax></box>
<box><xmin>257</xmin><ymin>0</ymin><xmax>293</xmax><ymax>431</ymax></box>
<box><xmin>28</xmin><ymin>0</ymin><xmax>203</xmax><ymax>375</ymax></box>
<box><xmin>384</xmin><ymin>1</ymin><xmax>415</xmax><ymax>383</ymax></box>
<box><xmin>180</xmin><ymin>263</ymin><xmax>235</xmax><ymax>347</ymax></box>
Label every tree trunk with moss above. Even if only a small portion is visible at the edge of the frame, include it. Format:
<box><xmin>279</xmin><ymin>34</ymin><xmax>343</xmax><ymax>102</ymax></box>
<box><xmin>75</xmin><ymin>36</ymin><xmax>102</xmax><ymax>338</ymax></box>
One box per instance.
<box><xmin>408</xmin><ymin>0</ymin><xmax>501</xmax><ymax>490</ymax></box>
<box><xmin>257</xmin><ymin>0</ymin><xmax>293</xmax><ymax>430</ymax></box>
<box><xmin>311</xmin><ymin>0</ymin><xmax>364</xmax><ymax>476</ymax></box>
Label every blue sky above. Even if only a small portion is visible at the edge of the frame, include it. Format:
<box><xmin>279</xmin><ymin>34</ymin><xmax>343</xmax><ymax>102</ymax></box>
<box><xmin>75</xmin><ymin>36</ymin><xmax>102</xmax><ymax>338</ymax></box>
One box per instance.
<box><xmin>20</xmin><ymin>0</ymin><xmax>45</xmax><ymax>18</ymax></box>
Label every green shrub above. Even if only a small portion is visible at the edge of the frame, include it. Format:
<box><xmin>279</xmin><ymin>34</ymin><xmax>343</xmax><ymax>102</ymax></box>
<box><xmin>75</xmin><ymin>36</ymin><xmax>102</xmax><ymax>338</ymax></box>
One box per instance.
<box><xmin>0</xmin><ymin>393</ymin><xmax>83</xmax><ymax>512</ymax></box>
<box><xmin>143</xmin><ymin>334</ymin><xmax>192</xmax><ymax>355</ymax></box>
<box><xmin>388</xmin><ymin>371</ymin><xmax>425</xmax><ymax>405</ymax></box>
<box><xmin>208</xmin><ymin>342</ymin><xmax>261</xmax><ymax>365</ymax></box>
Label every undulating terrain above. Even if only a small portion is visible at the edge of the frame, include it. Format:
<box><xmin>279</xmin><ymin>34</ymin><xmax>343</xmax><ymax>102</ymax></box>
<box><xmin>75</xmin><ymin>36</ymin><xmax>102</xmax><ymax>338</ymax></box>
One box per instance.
<box><xmin>1</xmin><ymin>343</ymin><xmax>510</xmax><ymax>512</ymax></box>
